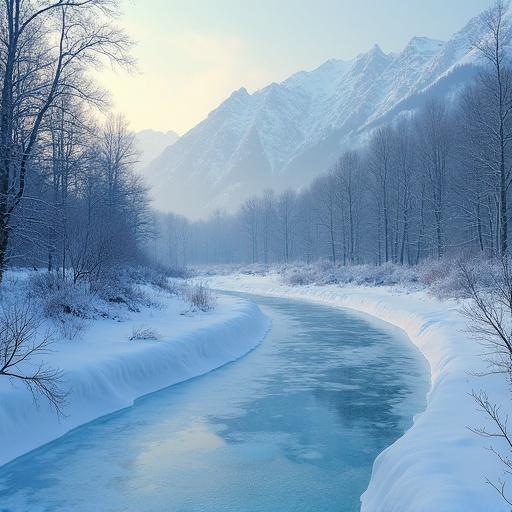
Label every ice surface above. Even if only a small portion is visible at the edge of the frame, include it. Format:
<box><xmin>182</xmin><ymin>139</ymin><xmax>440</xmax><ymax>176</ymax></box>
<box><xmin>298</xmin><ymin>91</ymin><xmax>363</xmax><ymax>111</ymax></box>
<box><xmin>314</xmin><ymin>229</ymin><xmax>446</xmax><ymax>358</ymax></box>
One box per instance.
<box><xmin>0</xmin><ymin>294</ymin><xmax>427</xmax><ymax>512</ymax></box>
<box><xmin>208</xmin><ymin>274</ymin><xmax>511</xmax><ymax>512</ymax></box>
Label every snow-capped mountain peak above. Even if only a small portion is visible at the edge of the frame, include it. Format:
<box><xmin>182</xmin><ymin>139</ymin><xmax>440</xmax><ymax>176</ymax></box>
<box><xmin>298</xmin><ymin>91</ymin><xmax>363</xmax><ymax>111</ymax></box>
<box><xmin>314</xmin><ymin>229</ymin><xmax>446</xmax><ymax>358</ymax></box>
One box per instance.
<box><xmin>405</xmin><ymin>36</ymin><xmax>445</xmax><ymax>54</ymax></box>
<box><xmin>145</xmin><ymin>7</ymin><xmax>498</xmax><ymax>219</ymax></box>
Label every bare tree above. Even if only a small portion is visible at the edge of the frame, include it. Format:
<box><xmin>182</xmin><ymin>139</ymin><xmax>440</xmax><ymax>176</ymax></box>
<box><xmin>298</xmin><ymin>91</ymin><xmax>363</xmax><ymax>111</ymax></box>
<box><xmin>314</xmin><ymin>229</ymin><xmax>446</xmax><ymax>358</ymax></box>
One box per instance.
<box><xmin>334</xmin><ymin>151</ymin><xmax>362</xmax><ymax>264</ymax></box>
<box><xmin>369</xmin><ymin>127</ymin><xmax>393</xmax><ymax>264</ymax></box>
<box><xmin>313</xmin><ymin>172</ymin><xmax>339</xmax><ymax>265</ymax></box>
<box><xmin>460</xmin><ymin>256</ymin><xmax>512</xmax><ymax>506</ymax></box>
<box><xmin>261</xmin><ymin>189</ymin><xmax>275</xmax><ymax>265</ymax></box>
<box><xmin>100</xmin><ymin>114</ymin><xmax>138</xmax><ymax>215</ymax></box>
<box><xmin>278</xmin><ymin>190</ymin><xmax>296</xmax><ymax>264</ymax></box>
<box><xmin>470</xmin><ymin>390</ymin><xmax>512</xmax><ymax>508</ymax></box>
<box><xmin>295</xmin><ymin>190</ymin><xmax>316</xmax><ymax>264</ymax></box>
<box><xmin>0</xmin><ymin>299</ymin><xmax>65</xmax><ymax>413</ymax></box>
<box><xmin>240</xmin><ymin>198</ymin><xmax>259</xmax><ymax>264</ymax></box>
<box><xmin>417</xmin><ymin>98</ymin><xmax>451</xmax><ymax>259</ymax></box>
<box><xmin>460</xmin><ymin>257</ymin><xmax>512</xmax><ymax>374</ymax></box>
<box><xmin>391</xmin><ymin>121</ymin><xmax>417</xmax><ymax>264</ymax></box>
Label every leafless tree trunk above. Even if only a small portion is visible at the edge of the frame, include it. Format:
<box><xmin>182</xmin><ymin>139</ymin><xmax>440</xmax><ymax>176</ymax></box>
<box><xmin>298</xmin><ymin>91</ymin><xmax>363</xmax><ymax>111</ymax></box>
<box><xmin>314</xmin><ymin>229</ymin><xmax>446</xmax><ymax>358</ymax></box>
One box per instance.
<box><xmin>278</xmin><ymin>190</ymin><xmax>295</xmax><ymax>264</ymax></box>
<box><xmin>261</xmin><ymin>189</ymin><xmax>275</xmax><ymax>265</ymax></box>
<box><xmin>417</xmin><ymin>98</ymin><xmax>451</xmax><ymax>259</ymax></box>
<box><xmin>334</xmin><ymin>152</ymin><xmax>361</xmax><ymax>264</ymax></box>
<box><xmin>241</xmin><ymin>198</ymin><xmax>259</xmax><ymax>264</ymax></box>
<box><xmin>370</xmin><ymin>127</ymin><xmax>393</xmax><ymax>263</ymax></box>
<box><xmin>314</xmin><ymin>173</ymin><xmax>338</xmax><ymax>265</ymax></box>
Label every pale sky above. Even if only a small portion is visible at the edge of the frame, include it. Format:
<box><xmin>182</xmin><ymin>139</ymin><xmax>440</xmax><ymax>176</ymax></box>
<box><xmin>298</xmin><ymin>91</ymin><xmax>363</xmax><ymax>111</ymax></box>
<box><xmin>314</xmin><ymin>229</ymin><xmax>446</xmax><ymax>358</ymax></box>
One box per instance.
<box><xmin>99</xmin><ymin>0</ymin><xmax>492</xmax><ymax>135</ymax></box>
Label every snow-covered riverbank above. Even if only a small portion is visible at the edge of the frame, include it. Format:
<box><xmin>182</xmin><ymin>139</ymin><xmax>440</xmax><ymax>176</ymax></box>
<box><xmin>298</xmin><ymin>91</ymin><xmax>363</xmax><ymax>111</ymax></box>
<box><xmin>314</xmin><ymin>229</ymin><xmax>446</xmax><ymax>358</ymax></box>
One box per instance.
<box><xmin>0</xmin><ymin>288</ymin><xmax>269</xmax><ymax>466</ymax></box>
<box><xmin>207</xmin><ymin>273</ymin><xmax>509</xmax><ymax>512</ymax></box>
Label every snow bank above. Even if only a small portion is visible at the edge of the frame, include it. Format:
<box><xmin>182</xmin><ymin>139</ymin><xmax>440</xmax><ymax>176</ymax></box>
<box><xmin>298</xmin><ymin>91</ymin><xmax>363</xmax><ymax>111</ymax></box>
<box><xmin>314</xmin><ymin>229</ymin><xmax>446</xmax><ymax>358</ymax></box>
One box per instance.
<box><xmin>207</xmin><ymin>273</ymin><xmax>509</xmax><ymax>512</ymax></box>
<box><xmin>0</xmin><ymin>293</ymin><xmax>269</xmax><ymax>466</ymax></box>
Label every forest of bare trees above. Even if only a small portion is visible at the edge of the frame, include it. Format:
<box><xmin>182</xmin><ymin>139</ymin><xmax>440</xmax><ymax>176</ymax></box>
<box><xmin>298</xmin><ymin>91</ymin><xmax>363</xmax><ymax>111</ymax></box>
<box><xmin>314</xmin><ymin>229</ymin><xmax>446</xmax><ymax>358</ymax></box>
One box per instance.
<box><xmin>0</xmin><ymin>0</ymin><xmax>151</xmax><ymax>281</ymax></box>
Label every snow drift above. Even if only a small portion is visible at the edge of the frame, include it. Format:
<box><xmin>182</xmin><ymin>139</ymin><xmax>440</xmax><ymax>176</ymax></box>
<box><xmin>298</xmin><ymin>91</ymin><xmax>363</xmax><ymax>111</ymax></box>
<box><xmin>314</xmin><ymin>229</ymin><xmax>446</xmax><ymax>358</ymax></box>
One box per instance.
<box><xmin>0</xmin><ymin>294</ymin><xmax>269</xmax><ymax>466</ymax></box>
<box><xmin>207</xmin><ymin>273</ymin><xmax>509</xmax><ymax>512</ymax></box>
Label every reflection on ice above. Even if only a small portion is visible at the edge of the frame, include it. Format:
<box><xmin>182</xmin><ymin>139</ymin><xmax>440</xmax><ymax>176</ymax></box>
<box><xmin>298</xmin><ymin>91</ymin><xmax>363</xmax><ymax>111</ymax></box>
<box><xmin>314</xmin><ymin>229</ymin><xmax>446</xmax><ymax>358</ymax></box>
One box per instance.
<box><xmin>134</xmin><ymin>420</ymin><xmax>226</xmax><ymax>469</ymax></box>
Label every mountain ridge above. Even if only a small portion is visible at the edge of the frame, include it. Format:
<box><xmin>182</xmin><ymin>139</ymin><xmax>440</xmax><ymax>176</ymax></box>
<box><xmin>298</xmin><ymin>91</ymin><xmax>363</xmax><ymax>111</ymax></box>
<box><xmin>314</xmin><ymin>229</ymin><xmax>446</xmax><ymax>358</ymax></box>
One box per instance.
<box><xmin>145</xmin><ymin>7</ymin><xmax>509</xmax><ymax>219</ymax></box>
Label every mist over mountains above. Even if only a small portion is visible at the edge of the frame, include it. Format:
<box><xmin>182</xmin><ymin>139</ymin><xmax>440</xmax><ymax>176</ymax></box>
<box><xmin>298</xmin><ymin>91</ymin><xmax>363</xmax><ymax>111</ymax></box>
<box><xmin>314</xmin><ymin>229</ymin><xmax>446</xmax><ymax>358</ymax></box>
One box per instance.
<box><xmin>142</xmin><ymin>7</ymin><xmax>507</xmax><ymax>219</ymax></box>
<box><xmin>134</xmin><ymin>129</ymin><xmax>179</xmax><ymax>173</ymax></box>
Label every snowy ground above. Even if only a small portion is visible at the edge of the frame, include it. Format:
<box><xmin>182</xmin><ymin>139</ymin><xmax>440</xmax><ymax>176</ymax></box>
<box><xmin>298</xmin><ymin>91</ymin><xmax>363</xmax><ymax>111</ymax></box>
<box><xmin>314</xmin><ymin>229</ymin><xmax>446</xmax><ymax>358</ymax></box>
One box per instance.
<box><xmin>207</xmin><ymin>272</ymin><xmax>510</xmax><ymax>512</ymax></box>
<box><xmin>0</xmin><ymin>281</ymin><xmax>269</xmax><ymax>466</ymax></box>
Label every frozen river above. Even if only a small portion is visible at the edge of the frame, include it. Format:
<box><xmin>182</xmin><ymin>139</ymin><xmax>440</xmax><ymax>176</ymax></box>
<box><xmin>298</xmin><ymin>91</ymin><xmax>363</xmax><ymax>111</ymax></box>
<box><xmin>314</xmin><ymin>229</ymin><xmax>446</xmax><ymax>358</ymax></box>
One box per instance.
<box><xmin>0</xmin><ymin>293</ymin><xmax>428</xmax><ymax>511</ymax></box>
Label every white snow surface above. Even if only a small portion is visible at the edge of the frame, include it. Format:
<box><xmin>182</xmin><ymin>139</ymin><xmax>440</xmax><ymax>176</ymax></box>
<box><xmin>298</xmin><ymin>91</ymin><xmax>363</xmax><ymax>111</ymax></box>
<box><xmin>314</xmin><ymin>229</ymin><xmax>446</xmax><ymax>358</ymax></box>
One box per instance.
<box><xmin>0</xmin><ymin>289</ymin><xmax>269</xmax><ymax>467</ymax></box>
<box><xmin>207</xmin><ymin>273</ymin><xmax>510</xmax><ymax>512</ymax></box>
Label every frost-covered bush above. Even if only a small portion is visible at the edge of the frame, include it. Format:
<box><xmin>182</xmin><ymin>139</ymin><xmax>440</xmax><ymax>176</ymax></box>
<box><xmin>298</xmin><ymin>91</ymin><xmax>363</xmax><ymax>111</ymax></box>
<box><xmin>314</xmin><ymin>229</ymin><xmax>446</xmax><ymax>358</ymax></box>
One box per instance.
<box><xmin>416</xmin><ymin>257</ymin><xmax>497</xmax><ymax>299</ymax></box>
<box><xmin>58</xmin><ymin>315</ymin><xmax>87</xmax><ymax>340</ymax></box>
<box><xmin>136</xmin><ymin>266</ymin><xmax>182</xmax><ymax>295</ymax></box>
<box><xmin>280</xmin><ymin>261</ymin><xmax>337</xmax><ymax>286</ymax></box>
<box><xmin>125</xmin><ymin>266</ymin><xmax>167</xmax><ymax>290</ymax></box>
<box><xmin>94</xmin><ymin>268</ymin><xmax>155</xmax><ymax>312</ymax></box>
<box><xmin>239</xmin><ymin>263</ymin><xmax>271</xmax><ymax>276</ymax></box>
<box><xmin>165</xmin><ymin>266</ymin><xmax>190</xmax><ymax>279</ymax></box>
<box><xmin>192</xmin><ymin>263</ymin><xmax>271</xmax><ymax>277</ymax></box>
<box><xmin>282</xmin><ymin>266</ymin><xmax>319</xmax><ymax>286</ymax></box>
<box><xmin>27</xmin><ymin>272</ymin><xmax>94</xmax><ymax>338</ymax></box>
<box><xmin>351</xmin><ymin>262</ymin><xmax>419</xmax><ymax>287</ymax></box>
<box><xmin>416</xmin><ymin>259</ymin><xmax>458</xmax><ymax>298</ymax></box>
<box><xmin>129</xmin><ymin>325</ymin><xmax>160</xmax><ymax>341</ymax></box>
<box><xmin>183</xmin><ymin>281</ymin><xmax>216</xmax><ymax>312</ymax></box>
<box><xmin>19</xmin><ymin>264</ymin><xmax>204</xmax><ymax>341</ymax></box>
<box><xmin>28</xmin><ymin>272</ymin><xmax>95</xmax><ymax>319</ymax></box>
<box><xmin>29</xmin><ymin>266</ymin><xmax>174</xmax><ymax>326</ymax></box>
<box><xmin>280</xmin><ymin>261</ymin><xmax>420</xmax><ymax>288</ymax></box>
<box><xmin>417</xmin><ymin>258</ymin><xmax>457</xmax><ymax>287</ymax></box>
<box><xmin>275</xmin><ymin>256</ymin><xmax>501</xmax><ymax>298</ymax></box>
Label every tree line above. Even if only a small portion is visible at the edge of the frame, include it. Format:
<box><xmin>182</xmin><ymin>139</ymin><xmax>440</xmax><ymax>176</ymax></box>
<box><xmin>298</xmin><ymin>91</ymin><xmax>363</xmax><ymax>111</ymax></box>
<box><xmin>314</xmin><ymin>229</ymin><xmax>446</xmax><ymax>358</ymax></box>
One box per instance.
<box><xmin>0</xmin><ymin>0</ymin><xmax>151</xmax><ymax>283</ymax></box>
<box><xmin>152</xmin><ymin>1</ymin><xmax>512</xmax><ymax>268</ymax></box>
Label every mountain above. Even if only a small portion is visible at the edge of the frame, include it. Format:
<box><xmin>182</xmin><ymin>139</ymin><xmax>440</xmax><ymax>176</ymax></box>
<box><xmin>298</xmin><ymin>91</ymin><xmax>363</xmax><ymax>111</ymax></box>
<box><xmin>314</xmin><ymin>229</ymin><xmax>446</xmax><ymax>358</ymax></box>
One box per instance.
<box><xmin>145</xmin><ymin>8</ymin><xmax>509</xmax><ymax>219</ymax></box>
<box><xmin>134</xmin><ymin>129</ymin><xmax>179</xmax><ymax>173</ymax></box>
